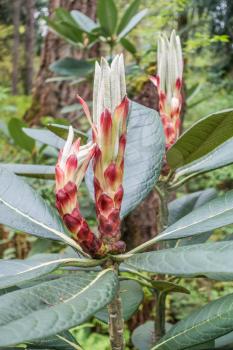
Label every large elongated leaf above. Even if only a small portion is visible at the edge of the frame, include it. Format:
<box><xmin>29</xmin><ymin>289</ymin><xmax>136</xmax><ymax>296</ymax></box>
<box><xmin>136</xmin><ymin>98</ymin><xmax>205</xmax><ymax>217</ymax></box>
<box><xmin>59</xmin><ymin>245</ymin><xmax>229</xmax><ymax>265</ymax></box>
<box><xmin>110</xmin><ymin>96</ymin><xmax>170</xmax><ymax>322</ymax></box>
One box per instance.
<box><xmin>176</xmin><ymin>137</ymin><xmax>233</xmax><ymax>177</ymax></box>
<box><xmin>117</xmin><ymin>0</ymin><xmax>140</xmax><ymax>34</ymax></box>
<box><xmin>118</xmin><ymin>9</ymin><xmax>148</xmax><ymax>39</ymax></box>
<box><xmin>47</xmin><ymin>19</ymin><xmax>83</xmax><ymax>45</ymax></box>
<box><xmin>97</xmin><ymin>0</ymin><xmax>118</xmax><ymax>36</ymax></box>
<box><xmin>50</xmin><ymin>58</ymin><xmax>94</xmax><ymax>77</ymax></box>
<box><xmin>23</xmin><ymin>128</ymin><xmax>65</xmax><ymax>149</ymax></box>
<box><xmin>125</xmin><ymin>241</ymin><xmax>233</xmax><ymax>280</ymax></box>
<box><xmin>0</xmin><ymin>164</ymin><xmax>55</xmax><ymax>179</ymax></box>
<box><xmin>95</xmin><ymin>280</ymin><xmax>143</xmax><ymax>322</ymax></box>
<box><xmin>152</xmin><ymin>292</ymin><xmax>233</xmax><ymax>350</ymax></box>
<box><xmin>8</xmin><ymin>118</ymin><xmax>35</xmax><ymax>152</ymax></box>
<box><xmin>85</xmin><ymin>101</ymin><xmax>165</xmax><ymax>218</ymax></box>
<box><xmin>167</xmin><ymin>109</ymin><xmax>233</xmax><ymax>169</ymax></box>
<box><xmin>168</xmin><ymin>189</ymin><xmax>217</xmax><ymax>247</ymax></box>
<box><xmin>71</xmin><ymin>10</ymin><xmax>98</xmax><ymax>33</ymax></box>
<box><xmin>132</xmin><ymin>322</ymin><xmax>214</xmax><ymax>350</ymax></box>
<box><xmin>0</xmin><ymin>167</ymin><xmax>81</xmax><ymax>251</ymax></box>
<box><xmin>129</xmin><ymin>189</ymin><xmax>233</xmax><ymax>253</ymax></box>
<box><xmin>0</xmin><ymin>253</ymin><xmax>100</xmax><ymax>289</ymax></box>
<box><xmin>0</xmin><ymin>269</ymin><xmax>117</xmax><ymax>347</ymax></box>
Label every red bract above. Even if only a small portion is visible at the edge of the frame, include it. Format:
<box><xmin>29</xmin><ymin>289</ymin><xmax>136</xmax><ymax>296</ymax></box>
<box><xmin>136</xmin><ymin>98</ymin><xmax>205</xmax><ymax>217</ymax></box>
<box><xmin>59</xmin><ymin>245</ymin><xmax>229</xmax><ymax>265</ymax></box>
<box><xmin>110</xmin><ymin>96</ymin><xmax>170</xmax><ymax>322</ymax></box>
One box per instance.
<box><xmin>78</xmin><ymin>55</ymin><xmax>129</xmax><ymax>254</ymax></box>
<box><xmin>151</xmin><ymin>30</ymin><xmax>183</xmax><ymax>150</ymax></box>
<box><xmin>55</xmin><ymin>126</ymin><xmax>105</xmax><ymax>257</ymax></box>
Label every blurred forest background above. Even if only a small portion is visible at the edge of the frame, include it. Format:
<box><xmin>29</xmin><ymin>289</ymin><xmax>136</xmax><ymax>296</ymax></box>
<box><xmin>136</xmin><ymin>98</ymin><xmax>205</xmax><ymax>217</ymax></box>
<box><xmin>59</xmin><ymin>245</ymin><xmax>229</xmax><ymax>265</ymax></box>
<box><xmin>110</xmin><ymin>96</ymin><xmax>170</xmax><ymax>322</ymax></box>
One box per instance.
<box><xmin>0</xmin><ymin>0</ymin><xmax>233</xmax><ymax>348</ymax></box>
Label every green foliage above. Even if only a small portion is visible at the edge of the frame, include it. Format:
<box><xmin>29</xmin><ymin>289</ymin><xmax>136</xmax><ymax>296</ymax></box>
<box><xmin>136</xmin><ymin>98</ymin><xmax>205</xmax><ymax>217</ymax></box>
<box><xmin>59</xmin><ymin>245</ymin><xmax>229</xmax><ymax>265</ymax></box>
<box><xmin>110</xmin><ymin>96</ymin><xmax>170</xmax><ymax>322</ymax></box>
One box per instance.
<box><xmin>0</xmin><ymin>270</ymin><xmax>117</xmax><ymax>347</ymax></box>
<box><xmin>167</xmin><ymin>109</ymin><xmax>233</xmax><ymax>169</ymax></box>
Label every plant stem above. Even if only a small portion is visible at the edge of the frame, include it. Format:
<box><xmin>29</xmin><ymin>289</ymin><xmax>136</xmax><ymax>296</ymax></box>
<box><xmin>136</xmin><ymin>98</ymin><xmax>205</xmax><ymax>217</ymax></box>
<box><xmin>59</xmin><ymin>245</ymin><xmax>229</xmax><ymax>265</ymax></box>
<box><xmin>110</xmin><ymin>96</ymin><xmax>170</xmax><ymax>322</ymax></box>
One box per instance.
<box><xmin>154</xmin><ymin>183</ymin><xmax>169</xmax><ymax>341</ymax></box>
<box><xmin>155</xmin><ymin>183</ymin><xmax>169</xmax><ymax>233</ymax></box>
<box><xmin>154</xmin><ymin>291</ymin><xmax>167</xmax><ymax>342</ymax></box>
<box><xmin>108</xmin><ymin>287</ymin><xmax>125</xmax><ymax>350</ymax></box>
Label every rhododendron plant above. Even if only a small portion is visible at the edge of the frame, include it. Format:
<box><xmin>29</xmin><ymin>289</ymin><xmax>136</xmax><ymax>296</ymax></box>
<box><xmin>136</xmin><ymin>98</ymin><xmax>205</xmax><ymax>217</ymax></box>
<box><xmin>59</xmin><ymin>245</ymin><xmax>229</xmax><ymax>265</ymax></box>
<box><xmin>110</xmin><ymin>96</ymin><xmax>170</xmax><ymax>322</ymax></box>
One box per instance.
<box><xmin>1</xmin><ymin>22</ymin><xmax>233</xmax><ymax>350</ymax></box>
<box><xmin>151</xmin><ymin>30</ymin><xmax>183</xmax><ymax>150</ymax></box>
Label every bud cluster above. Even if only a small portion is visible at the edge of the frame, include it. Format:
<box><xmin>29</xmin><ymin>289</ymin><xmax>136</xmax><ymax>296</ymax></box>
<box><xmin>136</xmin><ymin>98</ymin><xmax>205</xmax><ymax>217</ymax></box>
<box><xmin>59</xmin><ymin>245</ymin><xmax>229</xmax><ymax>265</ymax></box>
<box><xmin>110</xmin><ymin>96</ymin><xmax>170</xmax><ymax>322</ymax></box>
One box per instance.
<box><xmin>151</xmin><ymin>30</ymin><xmax>183</xmax><ymax>150</ymax></box>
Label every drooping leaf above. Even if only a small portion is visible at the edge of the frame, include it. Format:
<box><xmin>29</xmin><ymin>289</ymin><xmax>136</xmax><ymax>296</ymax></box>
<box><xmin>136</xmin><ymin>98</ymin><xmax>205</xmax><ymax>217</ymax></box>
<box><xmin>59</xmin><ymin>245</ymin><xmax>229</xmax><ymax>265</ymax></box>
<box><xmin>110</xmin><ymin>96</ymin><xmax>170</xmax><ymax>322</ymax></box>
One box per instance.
<box><xmin>23</xmin><ymin>128</ymin><xmax>65</xmax><ymax>149</ymax></box>
<box><xmin>131</xmin><ymin>189</ymin><xmax>233</xmax><ymax>253</ymax></box>
<box><xmin>167</xmin><ymin>109</ymin><xmax>233</xmax><ymax>169</ymax></box>
<box><xmin>0</xmin><ymin>269</ymin><xmax>117</xmax><ymax>347</ymax></box>
<box><xmin>0</xmin><ymin>164</ymin><xmax>55</xmax><ymax>179</ymax></box>
<box><xmin>8</xmin><ymin>118</ymin><xmax>35</xmax><ymax>152</ymax></box>
<box><xmin>117</xmin><ymin>0</ymin><xmax>140</xmax><ymax>34</ymax></box>
<box><xmin>50</xmin><ymin>58</ymin><xmax>94</xmax><ymax>77</ymax></box>
<box><xmin>0</xmin><ymin>167</ymin><xmax>81</xmax><ymax>252</ymax></box>
<box><xmin>85</xmin><ymin>101</ymin><xmax>165</xmax><ymax>218</ymax></box>
<box><xmin>118</xmin><ymin>9</ymin><xmax>148</xmax><ymax>39</ymax></box>
<box><xmin>152</xmin><ymin>292</ymin><xmax>233</xmax><ymax>350</ymax></box>
<box><xmin>46</xmin><ymin>124</ymin><xmax>87</xmax><ymax>140</ymax></box>
<box><xmin>71</xmin><ymin>10</ymin><xmax>98</xmax><ymax>33</ymax></box>
<box><xmin>125</xmin><ymin>241</ymin><xmax>233</xmax><ymax>281</ymax></box>
<box><xmin>97</xmin><ymin>0</ymin><xmax>118</xmax><ymax>36</ymax></box>
<box><xmin>176</xmin><ymin>137</ymin><xmax>233</xmax><ymax>177</ymax></box>
<box><xmin>95</xmin><ymin>280</ymin><xmax>143</xmax><ymax>322</ymax></box>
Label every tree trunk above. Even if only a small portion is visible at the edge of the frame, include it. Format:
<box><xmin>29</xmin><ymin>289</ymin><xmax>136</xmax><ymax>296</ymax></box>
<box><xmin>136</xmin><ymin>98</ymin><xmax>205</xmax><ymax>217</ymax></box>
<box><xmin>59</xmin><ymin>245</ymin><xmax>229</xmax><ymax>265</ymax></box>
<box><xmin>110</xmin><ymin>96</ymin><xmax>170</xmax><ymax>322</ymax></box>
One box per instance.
<box><xmin>24</xmin><ymin>0</ymin><xmax>35</xmax><ymax>95</ymax></box>
<box><xmin>12</xmin><ymin>0</ymin><xmax>21</xmax><ymax>95</ymax></box>
<box><xmin>24</xmin><ymin>0</ymin><xmax>98</xmax><ymax>125</ymax></box>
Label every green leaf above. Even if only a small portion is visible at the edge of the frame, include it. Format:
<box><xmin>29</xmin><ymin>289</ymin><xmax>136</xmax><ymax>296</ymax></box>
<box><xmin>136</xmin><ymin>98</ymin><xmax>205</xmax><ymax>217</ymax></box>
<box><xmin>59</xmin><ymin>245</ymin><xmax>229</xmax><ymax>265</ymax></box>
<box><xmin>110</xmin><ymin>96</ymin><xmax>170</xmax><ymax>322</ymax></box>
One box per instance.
<box><xmin>176</xmin><ymin>137</ymin><xmax>233</xmax><ymax>177</ymax></box>
<box><xmin>8</xmin><ymin>118</ymin><xmax>35</xmax><ymax>152</ymax></box>
<box><xmin>46</xmin><ymin>19</ymin><xmax>83</xmax><ymax>45</ymax></box>
<box><xmin>152</xmin><ymin>292</ymin><xmax>233</xmax><ymax>350</ymax></box>
<box><xmin>130</xmin><ymin>189</ymin><xmax>233</xmax><ymax>253</ymax></box>
<box><xmin>71</xmin><ymin>10</ymin><xmax>98</xmax><ymax>33</ymax></box>
<box><xmin>23</xmin><ymin>128</ymin><xmax>65</xmax><ymax>149</ymax></box>
<box><xmin>131</xmin><ymin>322</ymin><xmax>211</xmax><ymax>350</ymax></box>
<box><xmin>47</xmin><ymin>124</ymin><xmax>87</xmax><ymax>140</ymax></box>
<box><xmin>120</xmin><ymin>38</ymin><xmax>137</xmax><ymax>55</ymax></box>
<box><xmin>0</xmin><ymin>164</ymin><xmax>55</xmax><ymax>179</ymax></box>
<box><xmin>27</xmin><ymin>330</ymin><xmax>80</xmax><ymax>350</ymax></box>
<box><xmin>85</xmin><ymin>101</ymin><xmax>165</xmax><ymax>217</ymax></box>
<box><xmin>95</xmin><ymin>280</ymin><xmax>143</xmax><ymax>322</ymax></box>
<box><xmin>167</xmin><ymin>109</ymin><xmax>233</xmax><ymax>169</ymax></box>
<box><xmin>0</xmin><ymin>167</ymin><xmax>82</xmax><ymax>252</ymax></box>
<box><xmin>97</xmin><ymin>0</ymin><xmax>118</xmax><ymax>36</ymax></box>
<box><xmin>0</xmin><ymin>269</ymin><xmax>118</xmax><ymax>347</ymax></box>
<box><xmin>125</xmin><ymin>241</ymin><xmax>233</xmax><ymax>281</ymax></box>
<box><xmin>0</xmin><ymin>253</ymin><xmax>93</xmax><ymax>289</ymax></box>
<box><xmin>117</xmin><ymin>0</ymin><xmax>140</xmax><ymax>34</ymax></box>
<box><xmin>50</xmin><ymin>58</ymin><xmax>94</xmax><ymax>77</ymax></box>
<box><xmin>168</xmin><ymin>189</ymin><xmax>217</xmax><ymax>247</ymax></box>
<box><xmin>215</xmin><ymin>331</ymin><xmax>233</xmax><ymax>349</ymax></box>
<box><xmin>131</xmin><ymin>321</ymin><xmax>154</xmax><ymax>350</ymax></box>
<box><xmin>118</xmin><ymin>9</ymin><xmax>148</xmax><ymax>39</ymax></box>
